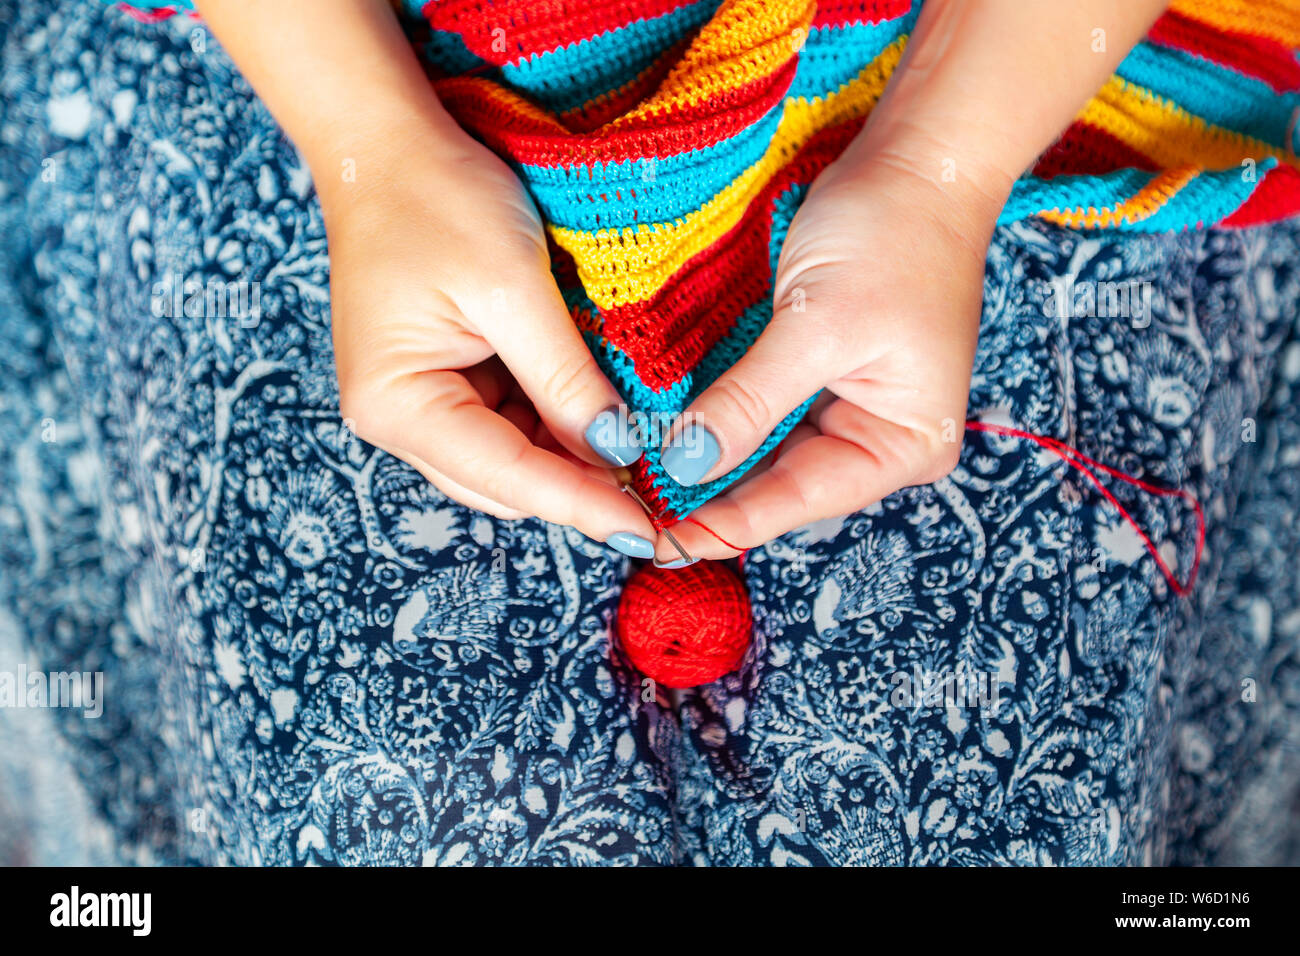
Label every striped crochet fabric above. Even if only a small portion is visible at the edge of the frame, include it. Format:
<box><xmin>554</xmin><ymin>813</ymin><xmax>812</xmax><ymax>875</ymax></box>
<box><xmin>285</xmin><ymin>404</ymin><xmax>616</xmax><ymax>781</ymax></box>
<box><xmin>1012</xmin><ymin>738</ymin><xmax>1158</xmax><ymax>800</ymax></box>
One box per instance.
<box><xmin>117</xmin><ymin>0</ymin><xmax>1300</xmax><ymax>524</ymax></box>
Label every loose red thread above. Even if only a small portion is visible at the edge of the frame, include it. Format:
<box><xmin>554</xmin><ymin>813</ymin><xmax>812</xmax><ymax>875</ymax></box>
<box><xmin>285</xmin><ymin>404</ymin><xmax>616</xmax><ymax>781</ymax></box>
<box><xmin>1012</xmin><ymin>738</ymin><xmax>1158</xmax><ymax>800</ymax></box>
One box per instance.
<box><xmin>682</xmin><ymin>516</ymin><xmax>746</xmax><ymax>554</ymax></box>
<box><xmin>964</xmin><ymin>420</ymin><xmax>1204</xmax><ymax>596</ymax></box>
<box><xmin>675</xmin><ymin>420</ymin><xmax>1205</xmax><ymax>596</ymax></box>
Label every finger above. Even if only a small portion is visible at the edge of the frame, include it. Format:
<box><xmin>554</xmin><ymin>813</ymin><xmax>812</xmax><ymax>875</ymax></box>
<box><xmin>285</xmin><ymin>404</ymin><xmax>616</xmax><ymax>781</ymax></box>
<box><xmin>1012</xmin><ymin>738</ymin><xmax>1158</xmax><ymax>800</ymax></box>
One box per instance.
<box><xmin>657</xmin><ymin>308</ymin><xmax>854</xmax><ymax>488</ymax></box>
<box><xmin>481</xmin><ymin>270</ymin><xmax>643</xmax><ymax>470</ymax></box>
<box><xmin>405</xmin><ymin>452</ymin><xmax>530</xmax><ymax>520</ymax></box>
<box><xmin>655</xmin><ymin>408</ymin><xmax>945</xmax><ymax>561</ymax></box>
<box><xmin>347</xmin><ymin>370</ymin><xmax>658</xmax><ymax>555</ymax></box>
<box><xmin>362</xmin><ymin>431</ymin><xmax>530</xmax><ymax>519</ymax></box>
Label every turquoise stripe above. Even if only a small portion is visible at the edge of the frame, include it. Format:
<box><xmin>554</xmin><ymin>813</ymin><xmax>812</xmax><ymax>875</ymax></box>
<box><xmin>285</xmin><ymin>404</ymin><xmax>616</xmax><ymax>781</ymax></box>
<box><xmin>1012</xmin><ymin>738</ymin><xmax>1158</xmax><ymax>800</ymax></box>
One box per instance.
<box><xmin>998</xmin><ymin>162</ymin><xmax>1275</xmax><ymax>232</ymax></box>
<box><xmin>521</xmin><ymin>108</ymin><xmax>784</xmax><ymax>229</ymax></box>
<box><xmin>1117</xmin><ymin>43</ymin><xmax>1300</xmax><ymax>150</ymax></box>
<box><xmin>1129</xmin><ymin>162</ymin><xmax>1274</xmax><ymax>231</ymax></box>
<box><xmin>424</xmin><ymin>30</ymin><xmax>487</xmax><ymax>75</ymax></box>
<box><xmin>790</xmin><ymin>8</ymin><xmax>918</xmax><ymax>97</ymax></box>
<box><xmin>110</xmin><ymin>0</ymin><xmax>195</xmax><ymax>9</ymax></box>
<box><xmin>1000</xmin><ymin>169</ymin><xmax>1160</xmax><ymax>224</ymax></box>
<box><xmin>503</xmin><ymin>2</ymin><xmax>719</xmax><ymax>114</ymax></box>
<box><xmin>523</xmin><ymin>9</ymin><xmax>917</xmax><ymax>230</ymax></box>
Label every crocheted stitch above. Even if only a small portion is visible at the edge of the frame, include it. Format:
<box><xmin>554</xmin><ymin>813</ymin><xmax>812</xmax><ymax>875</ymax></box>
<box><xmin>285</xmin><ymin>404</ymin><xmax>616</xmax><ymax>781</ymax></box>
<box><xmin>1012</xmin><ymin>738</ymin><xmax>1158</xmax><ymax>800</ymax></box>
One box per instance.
<box><xmin>114</xmin><ymin>0</ymin><xmax>1300</xmax><ymax>522</ymax></box>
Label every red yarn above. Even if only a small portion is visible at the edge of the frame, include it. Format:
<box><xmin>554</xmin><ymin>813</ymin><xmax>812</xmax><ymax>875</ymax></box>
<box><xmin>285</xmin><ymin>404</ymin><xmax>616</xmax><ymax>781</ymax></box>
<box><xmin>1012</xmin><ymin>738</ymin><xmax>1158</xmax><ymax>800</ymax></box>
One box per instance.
<box><xmin>616</xmin><ymin>561</ymin><xmax>751</xmax><ymax>688</ymax></box>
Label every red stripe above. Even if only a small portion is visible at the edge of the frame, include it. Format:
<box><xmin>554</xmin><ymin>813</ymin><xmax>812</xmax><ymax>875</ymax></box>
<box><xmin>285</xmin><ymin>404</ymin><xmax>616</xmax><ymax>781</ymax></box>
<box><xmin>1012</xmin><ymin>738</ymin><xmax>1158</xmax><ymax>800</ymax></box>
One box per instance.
<box><xmin>1033</xmin><ymin>121</ymin><xmax>1161</xmax><ymax>178</ymax></box>
<box><xmin>812</xmin><ymin>0</ymin><xmax>914</xmax><ymax>29</ymax></box>
<box><xmin>433</xmin><ymin>56</ymin><xmax>797</xmax><ymax>165</ymax></box>
<box><xmin>1146</xmin><ymin>9</ymin><xmax>1300</xmax><ymax>93</ymax></box>
<box><xmin>424</xmin><ymin>0</ymin><xmax>700</xmax><ymax>67</ymax></box>
<box><xmin>1221</xmin><ymin>163</ymin><xmax>1300</xmax><ymax>228</ymax></box>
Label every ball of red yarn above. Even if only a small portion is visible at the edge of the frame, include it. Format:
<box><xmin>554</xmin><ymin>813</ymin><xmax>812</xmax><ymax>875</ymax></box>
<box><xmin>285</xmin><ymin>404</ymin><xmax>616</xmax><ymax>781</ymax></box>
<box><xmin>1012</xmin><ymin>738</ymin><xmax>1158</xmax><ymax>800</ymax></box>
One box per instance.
<box><xmin>616</xmin><ymin>559</ymin><xmax>752</xmax><ymax>688</ymax></box>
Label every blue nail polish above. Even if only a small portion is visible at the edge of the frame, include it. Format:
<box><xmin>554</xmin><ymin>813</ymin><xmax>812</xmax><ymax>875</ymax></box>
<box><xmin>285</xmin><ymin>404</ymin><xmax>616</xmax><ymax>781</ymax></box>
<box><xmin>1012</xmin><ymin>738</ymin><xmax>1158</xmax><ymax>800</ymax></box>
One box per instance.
<box><xmin>606</xmin><ymin>532</ymin><xmax>654</xmax><ymax>559</ymax></box>
<box><xmin>660</xmin><ymin>422</ymin><xmax>720</xmax><ymax>486</ymax></box>
<box><xmin>656</xmin><ymin>557</ymin><xmax>698</xmax><ymax>569</ymax></box>
<box><xmin>585</xmin><ymin>406</ymin><xmax>643</xmax><ymax>467</ymax></box>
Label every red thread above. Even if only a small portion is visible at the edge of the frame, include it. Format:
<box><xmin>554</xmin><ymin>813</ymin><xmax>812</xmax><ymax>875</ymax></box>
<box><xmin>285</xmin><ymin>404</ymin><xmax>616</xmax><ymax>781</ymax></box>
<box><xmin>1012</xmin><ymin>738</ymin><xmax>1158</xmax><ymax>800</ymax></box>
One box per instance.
<box><xmin>965</xmin><ymin>421</ymin><xmax>1204</xmax><ymax>596</ymax></box>
<box><xmin>682</xmin><ymin>516</ymin><xmax>745</xmax><ymax>553</ymax></box>
<box><xmin>670</xmin><ymin>420</ymin><xmax>1204</xmax><ymax>593</ymax></box>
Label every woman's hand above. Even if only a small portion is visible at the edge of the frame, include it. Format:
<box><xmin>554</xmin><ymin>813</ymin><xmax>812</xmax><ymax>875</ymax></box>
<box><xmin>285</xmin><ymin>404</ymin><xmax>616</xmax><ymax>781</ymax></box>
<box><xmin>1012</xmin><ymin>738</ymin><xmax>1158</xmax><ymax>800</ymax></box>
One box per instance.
<box><xmin>319</xmin><ymin>130</ymin><xmax>655</xmax><ymax>547</ymax></box>
<box><xmin>195</xmin><ymin>0</ymin><xmax>657</xmax><ymax>554</ymax></box>
<box><xmin>652</xmin><ymin>0</ymin><xmax>1169</xmax><ymax>561</ymax></box>
<box><xmin>654</xmin><ymin>154</ymin><xmax>1002</xmax><ymax>561</ymax></box>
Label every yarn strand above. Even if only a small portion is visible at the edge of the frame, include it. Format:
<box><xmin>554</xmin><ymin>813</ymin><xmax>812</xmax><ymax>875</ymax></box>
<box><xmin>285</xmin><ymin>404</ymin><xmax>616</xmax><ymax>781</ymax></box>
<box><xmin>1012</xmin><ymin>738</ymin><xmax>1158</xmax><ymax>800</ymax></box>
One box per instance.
<box><xmin>676</xmin><ymin>420</ymin><xmax>1205</xmax><ymax>596</ymax></box>
<box><xmin>964</xmin><ymin>420</ymin><xmax>1204</xmax><ymax>595</ymax></box>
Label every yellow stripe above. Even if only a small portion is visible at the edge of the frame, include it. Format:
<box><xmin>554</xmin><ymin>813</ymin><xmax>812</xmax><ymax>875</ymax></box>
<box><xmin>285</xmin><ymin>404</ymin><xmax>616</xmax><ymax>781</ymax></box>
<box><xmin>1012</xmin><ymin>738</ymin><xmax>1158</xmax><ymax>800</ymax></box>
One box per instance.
<box><xmin>550</xmin><ymin>37</ymin><xmax>905</xmax><ymax>310</ymax></box>
<box><xmin>1169</xmin><ymin>0</ymin><xmax>1300</xmax><ymax>49</ymax></box>
<box><xmin>617</xmin><ymin>0</ymin><xmax>816</xmax><ymax>124</ymax></box>
<box><xmin>1038</xmin><ymin>165</ymin><xmax>1200</xmax><ymax>228</ymax></box>
<box><xmin>1078</xmin><ymin>75</ymin><xmax>1297</xmax><ymax>172</ymax></box>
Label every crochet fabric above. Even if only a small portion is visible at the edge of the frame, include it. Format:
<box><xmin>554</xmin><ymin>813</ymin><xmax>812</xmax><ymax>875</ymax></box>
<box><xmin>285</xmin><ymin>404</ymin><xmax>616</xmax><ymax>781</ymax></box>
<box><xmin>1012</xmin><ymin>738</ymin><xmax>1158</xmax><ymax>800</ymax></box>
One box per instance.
<box><xmin>119</xmin><ymin>0</ymin><xmax>1300</xmax><ymax>523</ymax></box>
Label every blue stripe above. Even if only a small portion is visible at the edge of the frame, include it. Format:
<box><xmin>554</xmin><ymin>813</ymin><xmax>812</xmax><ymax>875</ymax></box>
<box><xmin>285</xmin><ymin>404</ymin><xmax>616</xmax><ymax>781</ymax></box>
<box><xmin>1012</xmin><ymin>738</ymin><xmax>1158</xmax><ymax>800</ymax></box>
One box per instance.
<box><xmin>1000</xmin><ymin>169</ymin><xmax>1160</xmax><ymax>224</ymax></box>
<box><xmin>790</xmin><ymin>8</ymin><xmax>918</xmax><ymax>98</ymax></box>
<box><xmin>1129</xmin><ymin>161</ymin><xmax>1276</xmax><ymax>232</ymax></box>
<box><xmin>503</xmin><ymin>2</ymin><xmax>719</xmax><ymax>115</ymax></box>
<box><xmin>522</xmin><ymin>108</ymin><xmax>785</xmax><ymax>229</ymax></box>
<box><xmin>1117</xmin><ymin>43</ymin><xmax>1300</xmax><ymax>149</ymax></box>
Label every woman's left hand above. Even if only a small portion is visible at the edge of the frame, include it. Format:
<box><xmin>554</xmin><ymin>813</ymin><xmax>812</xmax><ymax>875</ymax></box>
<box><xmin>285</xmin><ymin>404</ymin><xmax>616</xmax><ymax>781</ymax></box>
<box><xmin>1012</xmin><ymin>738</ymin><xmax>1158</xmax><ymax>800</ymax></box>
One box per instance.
<box><xmin>652</xmin><ymin>0</ymin><xmax>1171</xmax><ymax>562</ymax></box>
<box><xmin>652</xmin><ymin>153</ymin><xmax>1005</xmax><ymax>562</ymax></box>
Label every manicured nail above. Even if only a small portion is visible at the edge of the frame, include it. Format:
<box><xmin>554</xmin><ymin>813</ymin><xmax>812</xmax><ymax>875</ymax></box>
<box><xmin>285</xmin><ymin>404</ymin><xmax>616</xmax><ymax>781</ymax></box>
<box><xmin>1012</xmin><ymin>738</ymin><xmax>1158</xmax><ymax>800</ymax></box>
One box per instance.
<box><xmin>585</xmin><ymin>405</ymin><xmax>642</xmax><ymax>467</ymax></box>
<box><xmin>655</xmin><ymin>557</ymin><xmax>698</xmax><ymax>569</ymax></box>
<box><xmin>660</xmin><ymin>422</ymin><xmax>719</xmax><ymax>486</ymax></box>
<box><xmin>606</xmin><ymin>532</ymin><xmax>654</xmax><ymax>559</ymax></box>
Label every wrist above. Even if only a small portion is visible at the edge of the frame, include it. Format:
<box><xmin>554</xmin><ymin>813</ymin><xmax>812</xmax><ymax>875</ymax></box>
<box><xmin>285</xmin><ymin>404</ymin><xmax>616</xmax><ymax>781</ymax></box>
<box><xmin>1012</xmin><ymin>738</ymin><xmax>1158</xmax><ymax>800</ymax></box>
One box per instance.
<box><xmin>827</xmin><ymin>120</ymin><xmax>1012</xmax><ymax>252</ymax></box>
<box><xmin>308</xmin><ymin>101</ymin><xmax>478</xmax><ymax>219</ymax></box>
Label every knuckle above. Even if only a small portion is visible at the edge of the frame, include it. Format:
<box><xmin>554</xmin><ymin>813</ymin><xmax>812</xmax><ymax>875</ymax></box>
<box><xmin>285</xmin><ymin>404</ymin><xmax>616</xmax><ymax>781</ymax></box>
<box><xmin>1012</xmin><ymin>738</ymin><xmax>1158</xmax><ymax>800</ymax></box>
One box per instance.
<box><xmin>711</xmin><ymin>376</ymin><xmax>775</xmax><ymax>436</ymax></box>
<box><xmin>539</xmin><ymin>352</ymin><xmax>600</xmax><ymax>414</ymax></box>
<box><xmin>914</xmin><ymin>439</ymin><xmax>962</xmax><ymax>485</ymax></box>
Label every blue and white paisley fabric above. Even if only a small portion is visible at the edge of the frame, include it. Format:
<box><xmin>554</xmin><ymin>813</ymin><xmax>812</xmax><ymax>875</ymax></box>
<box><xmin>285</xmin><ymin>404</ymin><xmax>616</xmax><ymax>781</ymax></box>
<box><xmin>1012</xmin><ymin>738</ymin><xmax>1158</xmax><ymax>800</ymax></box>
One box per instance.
<box><xmin>1</xmin><ymin>1</ymin><xmax>1299</xmax><ymax>866</ymax></box>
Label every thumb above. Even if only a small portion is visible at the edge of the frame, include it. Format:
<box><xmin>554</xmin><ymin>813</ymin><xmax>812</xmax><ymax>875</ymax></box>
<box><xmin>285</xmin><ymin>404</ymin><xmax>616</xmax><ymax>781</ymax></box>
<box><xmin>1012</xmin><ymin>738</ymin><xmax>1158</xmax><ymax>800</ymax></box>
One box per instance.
<box><xmin>483</xmin><ymin>269</ymin><xmax>643</xmax><ymax>470</ymax></box>
<box><xmin>659</xmin><ymin>311</ymin><xmax>850</xmax><ymax>487</ymax></box>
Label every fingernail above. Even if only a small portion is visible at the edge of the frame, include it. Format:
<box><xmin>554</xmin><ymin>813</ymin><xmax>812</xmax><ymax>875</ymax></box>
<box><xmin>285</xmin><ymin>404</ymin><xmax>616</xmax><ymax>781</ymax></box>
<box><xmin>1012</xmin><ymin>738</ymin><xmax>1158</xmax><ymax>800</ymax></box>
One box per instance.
<box><xmin>585</xmin><ymin>405</ymin><xmax>642</xmax><ymax>467</ymax></box>
<box><xmin>660</xmin><ymin>422</ymin><xmax>719</xmax><ymax>486</ymax></box>
<box><xmin>655</xmin><ymin>557</ymin><xmax>698</xmax><ymax>569</ymax></box>
<box><xmin>606</xmin><ymin>532</ymin><xmax>654</xmax><ymax>559</ymax></box>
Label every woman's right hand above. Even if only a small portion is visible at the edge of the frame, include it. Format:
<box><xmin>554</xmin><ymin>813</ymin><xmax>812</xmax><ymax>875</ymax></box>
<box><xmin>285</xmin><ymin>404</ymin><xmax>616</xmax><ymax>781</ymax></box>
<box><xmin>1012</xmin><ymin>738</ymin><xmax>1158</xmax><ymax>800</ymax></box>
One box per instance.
<box><xmin>317</xmin><ymin>130</ymin><xmax>658</xmax><ymax>552</ymax></box>
<box><xmin>193</xmin><ymin>0</ymin><xmax>656</xmax><ymax>555</ymax></box>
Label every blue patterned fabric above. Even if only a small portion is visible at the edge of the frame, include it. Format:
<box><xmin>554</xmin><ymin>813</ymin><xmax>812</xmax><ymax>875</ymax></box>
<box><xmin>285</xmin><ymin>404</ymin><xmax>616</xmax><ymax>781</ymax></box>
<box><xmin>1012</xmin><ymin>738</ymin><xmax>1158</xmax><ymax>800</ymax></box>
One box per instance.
<box><xmin>2</xmin><ymin>1</ymin><xmax>1300</xmax><ymax>866</ymax></box>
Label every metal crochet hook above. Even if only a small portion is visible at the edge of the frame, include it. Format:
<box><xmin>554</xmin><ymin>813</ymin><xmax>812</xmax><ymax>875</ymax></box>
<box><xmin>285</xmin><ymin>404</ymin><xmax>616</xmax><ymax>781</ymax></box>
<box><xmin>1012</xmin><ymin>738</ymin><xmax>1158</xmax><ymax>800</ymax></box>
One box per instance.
<box><xmin>615</xmin><ymin>468</ymin><xmax>693</xmax><ymax>565</ymax></box>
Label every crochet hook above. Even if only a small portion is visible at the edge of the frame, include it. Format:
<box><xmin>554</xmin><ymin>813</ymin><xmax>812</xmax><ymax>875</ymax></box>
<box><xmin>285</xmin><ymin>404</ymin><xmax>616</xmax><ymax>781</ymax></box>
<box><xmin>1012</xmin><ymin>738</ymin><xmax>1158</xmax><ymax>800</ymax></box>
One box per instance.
<box><xmin>614</xmin><ymin>468</ymin><xmax>692</xmax><ymax>565</ymax></box>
